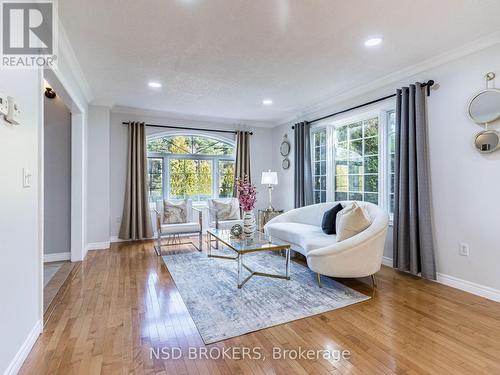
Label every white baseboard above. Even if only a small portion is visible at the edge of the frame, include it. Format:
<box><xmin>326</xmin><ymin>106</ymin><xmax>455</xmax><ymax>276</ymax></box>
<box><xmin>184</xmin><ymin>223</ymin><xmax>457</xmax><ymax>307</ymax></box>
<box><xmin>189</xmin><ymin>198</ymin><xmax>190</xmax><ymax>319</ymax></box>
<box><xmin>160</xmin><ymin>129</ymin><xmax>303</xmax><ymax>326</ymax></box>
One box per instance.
<box><xmin>44</xmin><ymin>252</ymin><xmax>71</xmax><ymax>263</ymax></box>
<box><xmin>382</xmin><ymin>256</ymin><xmax>393</xmax><ymax>267</ymax></box>
<box><xmin>3</xmin><ymin>320</ymin><xmax>42</xmax><ymax>375</ymax></box>
<box><xmin>436</xmin><ymin>273</ymin><xmax>500</xmax><ymax>303</ymax></box>
<box><xmin>381</xmin><ymin>256</ymin><xmax>500</xmax><ymax>303</ymax></box>
<box><xmin>110</xmin><ymin>235</ymin><xmax>155</xmax><ymax>243</ymax></box>
<box><xmin>86</xmin><ymin>241</ymin><xmax>110</xmax><ymax>251</ymax></box>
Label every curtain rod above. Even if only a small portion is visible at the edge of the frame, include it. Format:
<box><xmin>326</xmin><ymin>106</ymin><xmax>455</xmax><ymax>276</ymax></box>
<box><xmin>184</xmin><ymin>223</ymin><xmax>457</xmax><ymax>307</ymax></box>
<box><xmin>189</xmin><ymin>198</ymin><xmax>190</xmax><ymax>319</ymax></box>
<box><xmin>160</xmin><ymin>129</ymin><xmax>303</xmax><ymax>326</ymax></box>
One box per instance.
<box><xmin>121</xmin><ymin>122</ymin><xmax>253</xmax><ymax>135</ymax></box>
<box><xmin>293</xmin><ymin>80</ymin><xmax>435</xmax><ymax>127</ymax></box>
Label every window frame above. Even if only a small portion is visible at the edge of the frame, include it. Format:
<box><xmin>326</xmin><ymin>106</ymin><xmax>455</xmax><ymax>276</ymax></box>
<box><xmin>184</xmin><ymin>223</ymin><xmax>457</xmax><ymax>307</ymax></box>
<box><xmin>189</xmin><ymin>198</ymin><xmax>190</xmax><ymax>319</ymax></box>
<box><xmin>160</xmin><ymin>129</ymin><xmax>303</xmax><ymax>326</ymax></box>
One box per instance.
<box><xmin>311</xmin><ymin>128</ymin><xmax>328</xmax><ymax>204</ymax></box>
<box><xmin>147</xmin><ymin>133</ymin><xmax>236</xmax><ymax>204</ymax></box>
<box><xmin>311</xmin><ymin>103</ymin><xmax>395</xmax><ymax>215</ymax></box>
<box><xmin>386</xmin><ymin>109</ymin><xmax>396</xmax><ymax>218</ymax></box>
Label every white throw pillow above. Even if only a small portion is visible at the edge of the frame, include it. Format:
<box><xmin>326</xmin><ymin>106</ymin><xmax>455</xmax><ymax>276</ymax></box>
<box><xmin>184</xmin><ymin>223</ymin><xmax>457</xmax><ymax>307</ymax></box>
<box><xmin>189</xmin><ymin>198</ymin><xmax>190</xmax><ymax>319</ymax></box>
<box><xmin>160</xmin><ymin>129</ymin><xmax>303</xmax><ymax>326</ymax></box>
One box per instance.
<box><xmin>163</xmin><ymin>199</ymin><xmax>187</xmax><ymax>224</ymax></box>
<box><xmin>212</xmin><ymin>199</ymin><xmax>240</xmax><ymax>220</ymax></box>
<box><xmin>336</xmin><ymin>202</ymin><xmax>371</xmax><ymax>242</ymax></box>
<box><xmin>335</xmin><ymin>203</ymin><xmax>355</xmax><ymax>235</ymax></box>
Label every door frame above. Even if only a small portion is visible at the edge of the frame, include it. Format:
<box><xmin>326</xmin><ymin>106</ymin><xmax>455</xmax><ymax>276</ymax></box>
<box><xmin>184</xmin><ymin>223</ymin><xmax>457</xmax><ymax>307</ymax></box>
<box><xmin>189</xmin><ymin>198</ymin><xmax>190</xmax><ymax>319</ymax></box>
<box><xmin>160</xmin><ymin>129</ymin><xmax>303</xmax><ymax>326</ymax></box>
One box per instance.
<box><xmin>39</xmin><ymin>68</ymin><xmax>87</xmax><ymax>326</ymax></box>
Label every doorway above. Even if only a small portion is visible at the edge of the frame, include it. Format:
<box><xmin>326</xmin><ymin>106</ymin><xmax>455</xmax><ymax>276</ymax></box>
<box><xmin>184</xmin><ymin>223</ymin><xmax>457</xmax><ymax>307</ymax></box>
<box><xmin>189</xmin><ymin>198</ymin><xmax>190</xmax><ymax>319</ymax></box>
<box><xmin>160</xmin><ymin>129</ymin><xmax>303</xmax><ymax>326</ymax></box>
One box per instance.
<box><xmin>42</xmin><ymin>84</ymin><xmax>75</xmax><ymax>312</ymax></box>
<box><xmin>40</xmin><ymin>69</ymin><xmax>86</xmax><ymax>321</ymax></box>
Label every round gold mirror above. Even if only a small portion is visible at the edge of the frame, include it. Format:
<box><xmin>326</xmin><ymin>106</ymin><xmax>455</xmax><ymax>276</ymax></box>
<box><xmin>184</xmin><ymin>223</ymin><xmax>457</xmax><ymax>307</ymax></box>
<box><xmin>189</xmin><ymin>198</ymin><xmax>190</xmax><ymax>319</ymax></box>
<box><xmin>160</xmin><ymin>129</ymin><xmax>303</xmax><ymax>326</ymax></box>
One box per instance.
<box><xmin>474</xmin><ymin>130</ymin><xmax>500</xmax><ymax>154</ymax></box>
<box><xmin>468</xmin><ymin>89</ymin><xmax>500</xmax><ymax>125</ymax></box>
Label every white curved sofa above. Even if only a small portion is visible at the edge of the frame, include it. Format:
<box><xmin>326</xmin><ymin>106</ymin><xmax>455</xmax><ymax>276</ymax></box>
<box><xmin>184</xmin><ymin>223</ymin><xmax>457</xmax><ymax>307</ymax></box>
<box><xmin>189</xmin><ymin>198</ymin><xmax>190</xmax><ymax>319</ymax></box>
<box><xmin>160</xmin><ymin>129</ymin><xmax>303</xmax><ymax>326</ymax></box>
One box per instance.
<box><xmin>264</xmin><ymin>201</ymin><xmax>389</xmax><ymax>284</ymax></box>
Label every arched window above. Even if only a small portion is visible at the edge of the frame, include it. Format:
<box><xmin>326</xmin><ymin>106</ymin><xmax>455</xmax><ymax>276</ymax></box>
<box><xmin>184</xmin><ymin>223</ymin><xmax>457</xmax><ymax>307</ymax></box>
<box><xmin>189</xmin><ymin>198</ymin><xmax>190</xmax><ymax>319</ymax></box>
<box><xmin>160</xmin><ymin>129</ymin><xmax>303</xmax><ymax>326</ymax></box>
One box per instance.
<box><xmin>147</xmin><ymin>134</ymin><xmax>236</xmax><ymax>203</ymax></box>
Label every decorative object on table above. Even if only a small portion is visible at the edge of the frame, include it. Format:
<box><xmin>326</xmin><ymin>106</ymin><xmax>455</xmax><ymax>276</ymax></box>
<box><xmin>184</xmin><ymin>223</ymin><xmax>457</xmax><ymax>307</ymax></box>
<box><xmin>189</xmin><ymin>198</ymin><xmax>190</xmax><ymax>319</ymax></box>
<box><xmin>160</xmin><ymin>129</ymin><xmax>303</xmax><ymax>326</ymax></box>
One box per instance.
<box><xmin>235</xmin><ymin>175</ymin><xmax>257</xmax><ymax>239</ymax></box>
<box><xmin>280</xmin><ymin>134</ymin><xmax>291</xmax><ymax>170</ymax></box>
<box><xmin>468</xmin><ymin>72</ymin><xmax>500</xmax><ymax>154</ymax></box>
<box><xmin>261</xmin><ymin>170</ymin><xmax>278</xmax><ymax>210</ymax></box>
<box><xmin>162</xmin><ymin>249</ymin><xmax>369</xmax><ymax>344</ymax></box>
<box><xmin>230</xmin><ymin>224</ymin><xmax>243</xmax><ymax>238</ymax></box>
<box><xmin>258</xmin><ymin>209</ymin><xmax>284</xmax><ymax>232</ymax></box>
<box><xmin>242</xmin><ymin>211</ymin><xmax>256</xmax><ymax>239</ymax></box>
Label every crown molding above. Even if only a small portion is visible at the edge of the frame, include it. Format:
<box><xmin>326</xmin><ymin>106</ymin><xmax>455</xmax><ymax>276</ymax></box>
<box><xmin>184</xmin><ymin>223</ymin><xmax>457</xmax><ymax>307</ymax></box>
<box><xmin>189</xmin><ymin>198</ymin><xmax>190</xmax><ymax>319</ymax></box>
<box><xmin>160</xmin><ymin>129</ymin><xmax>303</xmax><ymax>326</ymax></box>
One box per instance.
<box><xmin>111</xmin><ymin>105</ymin><xmax>277</xmax><ymax>129</ymax></box>
<box><xmin>57</xmin><ymin>22</ymin><xmax>94</xmax><ymax>104</ymax></box>
<box><xmin>276</xmin><ymin>31</ymin><xmax>500</xmax><ymax>127</ymax></box>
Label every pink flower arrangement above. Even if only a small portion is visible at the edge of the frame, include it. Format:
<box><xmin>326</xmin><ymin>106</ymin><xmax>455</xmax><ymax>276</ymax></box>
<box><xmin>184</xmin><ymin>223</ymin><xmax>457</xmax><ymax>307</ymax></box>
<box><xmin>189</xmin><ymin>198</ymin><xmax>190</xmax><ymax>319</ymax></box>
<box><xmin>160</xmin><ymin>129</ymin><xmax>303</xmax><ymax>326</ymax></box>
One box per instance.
<box><xmin>235</xmin><ymin>175</ymin><xmax>257</xmax><ymax>212</ymax></box>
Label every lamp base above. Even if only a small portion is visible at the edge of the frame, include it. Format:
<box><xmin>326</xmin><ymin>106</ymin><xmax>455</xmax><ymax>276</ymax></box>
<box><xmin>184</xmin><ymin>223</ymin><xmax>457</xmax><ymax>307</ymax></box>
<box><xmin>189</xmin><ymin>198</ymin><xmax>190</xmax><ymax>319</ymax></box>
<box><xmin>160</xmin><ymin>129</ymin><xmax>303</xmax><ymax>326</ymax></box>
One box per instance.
<box><xmin>267</xmin><ymin>185</ymin><xmax>275</xmax><ymax>212</ymax></box>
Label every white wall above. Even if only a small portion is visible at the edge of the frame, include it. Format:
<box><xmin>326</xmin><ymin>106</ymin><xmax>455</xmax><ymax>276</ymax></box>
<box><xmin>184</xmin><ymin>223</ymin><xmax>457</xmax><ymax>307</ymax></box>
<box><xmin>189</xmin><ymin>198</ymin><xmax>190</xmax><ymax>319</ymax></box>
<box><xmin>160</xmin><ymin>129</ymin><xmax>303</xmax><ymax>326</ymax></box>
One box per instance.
<box><xmin>0</xmin><ymin>24</ymin><xmax>91</xmax><ymax>375</ymax></box>
<box><xmin>87</xmin><ymin>105</ymin><xmax>110</xmax><ymax>245</ymax></box>
<box><xmin>47</xmin><ymin>22</ymin><xmax>92</xmax><ymax>261</ymax></box>
<box><xmin>0</xmin><ymin>69</ymin><xmax>43</xmax><ymax>374</ymax></box>
<box><xmin>84</xmin><ymin>109</ymin><xmax>274</xmax><ymax>242</ymax></box>
<box><xmin>272</xmin><ymin>124</ymin><xmax>295</xmax><ymax>212</ymax></box>
<box><xmin>272</xmin><ymin>44</ymin><xmax>500</xmax><ymax>291</ymax></box>
<box><xmin>44</xmin><ymin>96</ymin><xmax>71</xmax><ymax>255</ymax></box>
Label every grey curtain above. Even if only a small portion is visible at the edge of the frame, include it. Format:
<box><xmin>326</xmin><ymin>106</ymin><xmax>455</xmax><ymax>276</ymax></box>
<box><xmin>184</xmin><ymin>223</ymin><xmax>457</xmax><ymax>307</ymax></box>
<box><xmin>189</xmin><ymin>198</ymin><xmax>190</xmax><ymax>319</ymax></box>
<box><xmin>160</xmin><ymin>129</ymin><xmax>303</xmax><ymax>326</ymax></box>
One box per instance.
<box><xmin>393</xmin><ymin>83</ymin><xmax>436</xmax><ymax>279</ymax></box>
<box><xmin>294</xmin><ymin>122</ymin><xmax>313</xmax><ymax>208</ymax></box>
<box><xmin>119</xmin><ymin>122</ymin><xmax>153</xmax><ymax>240</ymax></box>
<box><xmin>234</xmin><ymin>131</ymin><xmax>251</xmax><ymax>196</ymax></box>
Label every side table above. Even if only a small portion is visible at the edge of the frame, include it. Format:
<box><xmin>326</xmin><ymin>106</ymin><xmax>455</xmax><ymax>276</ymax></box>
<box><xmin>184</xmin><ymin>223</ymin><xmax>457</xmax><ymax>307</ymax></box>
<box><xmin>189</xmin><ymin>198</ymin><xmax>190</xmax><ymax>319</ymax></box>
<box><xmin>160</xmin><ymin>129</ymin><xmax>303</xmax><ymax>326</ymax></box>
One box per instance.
<box><xmin>258</xmin><ymin>209</ymin><xmax>284</xmax><ymax>231</ymax></box>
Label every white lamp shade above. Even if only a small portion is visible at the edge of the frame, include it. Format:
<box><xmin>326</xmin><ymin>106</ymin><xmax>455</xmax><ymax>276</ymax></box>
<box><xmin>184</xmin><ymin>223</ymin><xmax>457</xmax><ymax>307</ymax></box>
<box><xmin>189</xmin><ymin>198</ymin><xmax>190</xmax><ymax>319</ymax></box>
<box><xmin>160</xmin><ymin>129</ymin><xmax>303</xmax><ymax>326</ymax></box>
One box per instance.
<box><xmin>261</xmin><ymin>171</ymin><xmax>278</xmax><ymax>185</ymax></box>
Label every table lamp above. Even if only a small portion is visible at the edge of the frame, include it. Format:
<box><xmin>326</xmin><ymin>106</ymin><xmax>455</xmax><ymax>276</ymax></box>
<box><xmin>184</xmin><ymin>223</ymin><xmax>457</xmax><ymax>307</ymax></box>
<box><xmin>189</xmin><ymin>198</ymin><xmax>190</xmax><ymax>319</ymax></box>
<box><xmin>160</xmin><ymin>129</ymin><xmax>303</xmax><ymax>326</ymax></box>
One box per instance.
<box><xmin>261</xmin><ymin>170</ymin><xmax>278</xmax><ymax>211</ymax></box>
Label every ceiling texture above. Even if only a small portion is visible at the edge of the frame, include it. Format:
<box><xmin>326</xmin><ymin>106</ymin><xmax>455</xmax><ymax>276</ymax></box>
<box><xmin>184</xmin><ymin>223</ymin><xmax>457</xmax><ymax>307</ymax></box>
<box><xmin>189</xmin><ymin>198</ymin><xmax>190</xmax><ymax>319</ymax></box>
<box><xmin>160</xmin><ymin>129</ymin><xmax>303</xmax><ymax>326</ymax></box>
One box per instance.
<box><xmin>60</xmin><ymin>0</ymin><xmax>500</xmax><ymax>125</ymax></box>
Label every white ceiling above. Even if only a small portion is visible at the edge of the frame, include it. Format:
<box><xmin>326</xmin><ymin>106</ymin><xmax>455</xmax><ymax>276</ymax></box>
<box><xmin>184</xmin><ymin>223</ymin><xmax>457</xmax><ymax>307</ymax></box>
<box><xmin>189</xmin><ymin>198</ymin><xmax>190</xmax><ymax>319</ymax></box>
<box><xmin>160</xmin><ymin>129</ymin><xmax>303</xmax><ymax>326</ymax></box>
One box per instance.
<box><xmin>60</xmin><ymin>0</ymin><xmax>500</xmax><ymax>125</ymax></box>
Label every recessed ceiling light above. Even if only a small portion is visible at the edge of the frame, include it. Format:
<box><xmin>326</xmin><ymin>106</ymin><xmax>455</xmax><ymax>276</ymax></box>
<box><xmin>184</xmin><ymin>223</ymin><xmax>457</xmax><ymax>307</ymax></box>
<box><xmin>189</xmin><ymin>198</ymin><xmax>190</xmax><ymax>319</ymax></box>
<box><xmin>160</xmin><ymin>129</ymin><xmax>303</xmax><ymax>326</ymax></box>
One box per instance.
<box><xmin>263</xmin><ymin>99</ymin><xmax>273</xmax><ymax>105</ymax></box>
<box><xmin>364</xmin><ymin>37</ymin><xmax>383</xmax><ymax>47</ymax></box>
<box><xmin>148</xmin><ymin>81</ymin><xmax>162</xmax><ymax>88</ymax></box>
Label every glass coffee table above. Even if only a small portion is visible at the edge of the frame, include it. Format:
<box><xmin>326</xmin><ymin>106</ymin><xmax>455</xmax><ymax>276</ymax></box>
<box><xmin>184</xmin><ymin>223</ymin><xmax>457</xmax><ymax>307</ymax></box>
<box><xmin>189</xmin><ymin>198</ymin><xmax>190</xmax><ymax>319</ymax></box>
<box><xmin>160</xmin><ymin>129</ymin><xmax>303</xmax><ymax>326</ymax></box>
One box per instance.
<box><xmin>206</xmin><ymin>229</ymin><xmax>291</xmax><ymax>289</ymax></box>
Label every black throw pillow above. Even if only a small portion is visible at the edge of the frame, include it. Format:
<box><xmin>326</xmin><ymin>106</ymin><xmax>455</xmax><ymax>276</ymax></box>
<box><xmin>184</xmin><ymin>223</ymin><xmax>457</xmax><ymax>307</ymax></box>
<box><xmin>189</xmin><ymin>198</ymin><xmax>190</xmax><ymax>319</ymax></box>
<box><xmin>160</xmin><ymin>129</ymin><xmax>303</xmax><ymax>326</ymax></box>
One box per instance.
<box><xmin>321</xmin><ymin>203</ymin><xmax>343</xmax><ymax>235</ymax></box>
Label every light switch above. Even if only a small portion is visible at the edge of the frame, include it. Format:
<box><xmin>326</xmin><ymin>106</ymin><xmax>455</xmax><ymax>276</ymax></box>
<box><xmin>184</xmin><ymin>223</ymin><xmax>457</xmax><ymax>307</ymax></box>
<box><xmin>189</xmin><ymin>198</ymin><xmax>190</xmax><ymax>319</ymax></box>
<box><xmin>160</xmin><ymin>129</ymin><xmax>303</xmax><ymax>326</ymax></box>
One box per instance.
<box><xmin>23</xmin><ymin>168</ymin><xmax>32</xmax><ymax>188</ymax></box>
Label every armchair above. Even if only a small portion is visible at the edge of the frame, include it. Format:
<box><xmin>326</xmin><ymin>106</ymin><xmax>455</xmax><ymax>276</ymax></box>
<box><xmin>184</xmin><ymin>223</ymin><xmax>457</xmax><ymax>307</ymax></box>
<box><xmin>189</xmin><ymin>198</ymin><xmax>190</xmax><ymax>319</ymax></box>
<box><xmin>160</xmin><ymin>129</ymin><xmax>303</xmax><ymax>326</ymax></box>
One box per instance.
<box><xmin>207</xmin><ymin>198</ymin><xmax>243</xmax><ymax>230</ymax></box>
<box><xmin>152</xmin><ymin>199</ymin><xmax>203</xmax><ymax>255</ymax></box>
<box><xmin>207</xmin><ymin>198</ymin><xmax>243</xmax><ymax>250</ymax></box>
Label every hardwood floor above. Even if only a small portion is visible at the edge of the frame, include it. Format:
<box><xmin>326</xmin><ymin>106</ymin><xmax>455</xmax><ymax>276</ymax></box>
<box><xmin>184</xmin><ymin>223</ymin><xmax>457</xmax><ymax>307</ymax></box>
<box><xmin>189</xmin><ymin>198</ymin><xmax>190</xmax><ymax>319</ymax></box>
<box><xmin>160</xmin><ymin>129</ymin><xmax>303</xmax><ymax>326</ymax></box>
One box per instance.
<box><xmin>21</xmin><ymin>239</ymin><xmax>500</xmax><ymax>374</ymax></box>
<box><xmin>44</xmin><ymin>261</ymin><xmax>77</xmax><ymax>315</ymax></box>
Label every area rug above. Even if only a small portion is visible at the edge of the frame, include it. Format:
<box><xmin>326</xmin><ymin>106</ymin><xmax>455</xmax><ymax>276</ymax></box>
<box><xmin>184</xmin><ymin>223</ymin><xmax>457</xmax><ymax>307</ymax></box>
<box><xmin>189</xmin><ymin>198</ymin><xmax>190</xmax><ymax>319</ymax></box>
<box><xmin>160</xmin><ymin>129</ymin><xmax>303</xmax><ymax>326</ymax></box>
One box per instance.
<box><xmin>162</xmin><ymin>249</ymin><xmax>370</xmax><ymax>344</ymax></box>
